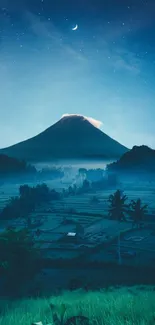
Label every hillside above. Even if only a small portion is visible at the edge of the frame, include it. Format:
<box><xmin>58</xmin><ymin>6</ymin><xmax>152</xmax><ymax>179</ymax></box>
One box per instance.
<box><xmin>107</xmin><ymin>145</ymin><xmax>155</xmax><ymax>173</ymax></box>
<box><xmin>0</xmin><ymin>154</ymin><xmax>36</xmax><ymax>178</ymax></box>
<box><xmin>0</xmin><ymin>115</ymin><xmax>128</xmax><ymax>162</ymax></box>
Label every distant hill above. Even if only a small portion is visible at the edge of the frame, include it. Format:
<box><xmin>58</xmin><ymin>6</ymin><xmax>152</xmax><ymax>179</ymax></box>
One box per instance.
<box><xmin>107</xmin><ymin>145</ymin><xmax>155</xmax><ymax>174</ymax></box>
<box><xmin>0</xmin><ymin>115</ymin><xmax>128</xmax><ymax>162</ymax></box>
<box><xmin>0</xmin><ymin>154</ymin><xmax>36</xmax><ymax>179</ymax></box>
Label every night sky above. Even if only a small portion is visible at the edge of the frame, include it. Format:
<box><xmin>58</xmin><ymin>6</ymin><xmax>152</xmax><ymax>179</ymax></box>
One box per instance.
<box><xmin>0</xmin><ymin>0</ymin><xmax>155</xmax><ymax>149</ymax></box>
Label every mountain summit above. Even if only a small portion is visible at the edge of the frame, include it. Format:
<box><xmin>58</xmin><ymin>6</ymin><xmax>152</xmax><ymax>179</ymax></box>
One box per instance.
<box><xmin>0</xmin><ymin>115</ymin><xmax>128</xmax><ymax>162</ymax></box>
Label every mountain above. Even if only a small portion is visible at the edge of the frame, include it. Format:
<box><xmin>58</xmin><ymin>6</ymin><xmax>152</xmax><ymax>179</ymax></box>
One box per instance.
<box><xmin>107</xmin><ymin>145</ymin><xmax>155</xmax><ymax>174</ymax></box>
<box><xmin>0</xmin><ymin>115</ymin><xmax>128</xmax><ymax>162</ymax></box>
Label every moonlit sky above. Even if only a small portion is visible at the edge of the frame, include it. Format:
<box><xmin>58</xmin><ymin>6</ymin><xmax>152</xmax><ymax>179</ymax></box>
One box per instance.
<box><xmin>0</xmin><ymin>0</ymin><xmax>155</xmax><ymax>149</ymax></box>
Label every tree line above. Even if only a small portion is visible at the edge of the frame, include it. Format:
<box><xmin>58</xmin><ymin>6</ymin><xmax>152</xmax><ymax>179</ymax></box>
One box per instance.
<box><xmin>0</xmin><ymin>183</ymin><xmax>61</xmax><ymax>221</ymax></box>
<box><xmin>0</xmin><ymin>183</ymin><xmax>62</xmax><ymax>296</ymax></box>
<box><xmin>0</xmin><ymin>182</ymin><xmax>149</xmax><ymax>297</ymax></box>
<box><xmin>0</xmin><ymin>227</ymin><xmax>40</xmax><ymax>297</ymax></box>
<box><xmin>0</xmin><ymin>154</ymin><xmax>64</xmax><ymax>182</ymax></box>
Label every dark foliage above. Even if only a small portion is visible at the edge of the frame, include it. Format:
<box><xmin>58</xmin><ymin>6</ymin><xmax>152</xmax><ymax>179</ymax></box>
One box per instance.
<box><xmin>64</xmin><ymin>316</ymin><xmax>89</xmax><ymax>325</ymax></box>
<box><xmin>0</xmin><ymin>154</ymin><xmax>64</xmax><ymax>183</ymax></box>
<box><xmin>0</xmin><ymin>183</ymin><xmax>61</xmax><ymax>220</ymax></box>
<box><xmin>107</xmin><ymin>145</ymin><xmax>155</xmax><ymax>174</ymax></box>
<box><xmin>90</xmin><ymin>195</ymin><xmax>100</xmax><ymax>204</ymax></box>
<box><xmin>79</xmin><ymin>168</ymin><xmax>104</xmax><ymax>182</ymax></box>
<box><xmin>49</xmin><ymin>303</ymin><xmax>89</xmax><ymax>325</ymax></box>
<box><xmin>108</xmin><ymin>190</ymin><xmax>129</xmax><ymax>221</ymax></box>
<box><xmin>82</xmin><ymin>179</ymin><xmax>91</xmax><ymax>191</ymax></box>
<box><xmin>38</xmin><ymin>167</ymin><xmax>64</xmax><ymax>181</ymax></box>
<box><xmin>129</xmin><ymin>198</ymin><xmax>148</xmax><ymax>228</ymax></box>
<box><xmin>0</xmin><ymin>228</ymin><xmax>40</xmax><ymax>296</ymax></box>
<box><xmin>0</xmin><ymin>154</ymin><xmax>36</xmax><ymax>179</ymax></box>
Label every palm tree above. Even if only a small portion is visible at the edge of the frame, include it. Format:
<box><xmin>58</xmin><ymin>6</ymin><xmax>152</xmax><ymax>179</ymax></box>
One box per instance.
<box><xmin>130</xmin><ymin>199</ymin><xmax>148</xmax><ymax>228</ymax></box>
<box><xmin>108</xmin><ymin>189</ymin><xmax>129</xmax><ymax>221</ymax></box>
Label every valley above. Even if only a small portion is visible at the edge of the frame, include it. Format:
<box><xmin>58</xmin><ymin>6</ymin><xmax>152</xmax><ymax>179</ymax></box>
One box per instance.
<box><xmin>1</xmin><ymin>177</ymin><xmax>155</xmax><ymax>271</ymax></box>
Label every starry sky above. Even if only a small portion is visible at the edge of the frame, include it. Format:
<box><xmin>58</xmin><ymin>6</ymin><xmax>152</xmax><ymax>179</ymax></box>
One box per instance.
<box><xmin>0</xmin><ymin>0</ymin><xmax>155</xmax><ymax>149</ymax></box>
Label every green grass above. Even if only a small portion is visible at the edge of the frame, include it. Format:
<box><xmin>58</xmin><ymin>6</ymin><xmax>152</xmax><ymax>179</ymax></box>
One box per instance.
<box><xmin>1</xmin><ymin>287</ymin><xmax>155</xmax><ymax>325</ymax></box>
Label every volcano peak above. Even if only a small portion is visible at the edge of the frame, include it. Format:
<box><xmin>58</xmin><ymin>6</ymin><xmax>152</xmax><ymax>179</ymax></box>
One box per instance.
<box><xmin>0</xmin><ymin>115</ymin><xmax>128</xmax><ymax>162</ymax></box>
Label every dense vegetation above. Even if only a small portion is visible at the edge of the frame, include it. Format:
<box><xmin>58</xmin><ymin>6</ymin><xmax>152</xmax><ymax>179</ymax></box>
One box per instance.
<box><xmin>38</xmin><ymin>167</ymin><xmax>64</xmax><ymax>180</ymax></box>
<box><xmin>0</xmin><ymin>154</ymin><xmax>64</xmax><ymax>183</ymax></box>
<box><xmin>0</xmin><ymin>228</ymin><xmax>40</xmax><ymax>296</ymax></box>
<box><xmin>0</xmin><ymin>183</ymin><xmax>61</xmax><ymax>221</ymax></box>
<box><xmin>0</xmin><ymin>176</ymin><xmax>150</xmax><ymax>299</ymax></box>
<box><xmin>1</xmin><ymin>287</ymin><xmax>155</xmax><ymax>325</ymax></box>
<box><xmin>78</xmin><ymin>168</ymin><xmax>118</xmax><ymax>188</ymax></box>
<box><xmin>78</xmin><ymin>168</ymin><xmax>104</xmax><ymax>182</ymax></box>
<box><xmin>0</xmin><ymin>154</ymin><xmax>36</xmax><ymax>180</ymax></box>
<box><xmin>0</xmin><ymin>183</ymin><xmax>62</xmax><ymax>296</ymax></box>
<box><xmin>108</xmin><ymin>189</ymin><xmax>148</xmax><ymax>225</ymax></box>
<box><xmin>107</xmin><ymin>145</ymin><xmax>155</xmax><ymax>174</ymax></box>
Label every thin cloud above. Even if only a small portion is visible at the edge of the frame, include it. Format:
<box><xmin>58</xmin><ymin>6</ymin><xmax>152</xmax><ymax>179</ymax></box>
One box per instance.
<box><xmin>24</xmin><ymin>11</ymin><xmax>141</xmax><ymax>75</ymax></box>
<box><xmin>24</xmin><ymin>11</ymin><xmax>87</xmax><ymax>63</ymax></box>
<box><xmin>87</xmin><ymin>37</ymin><xmax>142</xmax><ymax>75</ymax></box>
<box><xmin>61</xmin><ymin>113</ymin><xmax>103</xmax><ymax>129</ymax></box>
<box><xmin>111</xmin><ymin>50</ymin><xmax>141</xmax><ymax>75</ymax></box>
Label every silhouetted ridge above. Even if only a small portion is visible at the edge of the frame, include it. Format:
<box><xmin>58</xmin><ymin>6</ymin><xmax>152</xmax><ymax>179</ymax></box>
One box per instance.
<box><xmin>107</xmin><ymin>145</ymin><xmax>155</xmax><ymax>173</ymax></box>
<box><xmin>0</xmin><ymin>154</ymin><xmax>36</xmax><ymax>176</ymax></box>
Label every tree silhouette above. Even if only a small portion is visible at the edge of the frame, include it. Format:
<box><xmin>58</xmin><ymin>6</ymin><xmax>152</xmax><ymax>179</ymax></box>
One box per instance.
<box><xmin>0</xmin><ymin>183</ymin><xmax>61</xmax><ymax>222</ymax></box>
<box><xmin>78</xmin><ymin>168</ymin><xmax>87</xmax><ymax>182</ymax></box>
<box><xmin>108</xmin><ymin>189</ymin><xmax>129</xmax><ymax>221</ymax></box>
<box><xmin>90</xmin><ymin>195</ymin><xmax>100</xmax><ymax>204</ymax></box>
<box><xmin>82</xmin><ymin>179</ymin><xmax>90</xmax><ymax>191</ymax></box>
<box><xmin>130</xmin><ymin>198</ymin><xmax>148</xmax><ymax>228</ymax></box>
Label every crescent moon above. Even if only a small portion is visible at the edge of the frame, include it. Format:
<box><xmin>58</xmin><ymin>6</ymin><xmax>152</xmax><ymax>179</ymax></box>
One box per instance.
<box><xmin>72</xmin><ymin>24</ymin><xmax>78</xmax><ymax>31</ymax></box>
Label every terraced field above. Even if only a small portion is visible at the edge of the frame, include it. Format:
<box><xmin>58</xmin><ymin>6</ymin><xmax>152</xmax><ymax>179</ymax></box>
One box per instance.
<box><xmin>0</xmin><ymin>184</ymin><xmax>19</xmax><ymax>210</ymax></box>
<box><xmin>0</xmin><ymin>183</ymin><xmax>155</xmax><ymax>218</ymax></box>
<box><xmin>1</xmin><ymin>182</ymin><xmax>155</xmax><ymax>263</ymax></box>
<box><xmin>52</xmin><ymin>189</ymin><xmax>155</xmax><ymax>216</ymax></box>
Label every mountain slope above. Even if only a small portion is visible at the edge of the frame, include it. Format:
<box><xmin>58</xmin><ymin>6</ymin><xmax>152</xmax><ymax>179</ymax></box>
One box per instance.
<box><xmin>107</xmin><ymin>145</ymin><xmax>155</xmax><ymax>173</ymax></box>
<box><xmin>0</xmin><ymin>115</ymin><xmax>128</xmax><ymax>162</ymax></box>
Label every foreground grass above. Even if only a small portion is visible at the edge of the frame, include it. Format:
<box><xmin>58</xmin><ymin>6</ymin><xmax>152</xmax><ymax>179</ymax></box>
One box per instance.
<box><xmin>0</xmin><ymin>286</ymin><xmax>155</xmax><ymax>325</ymax></box>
